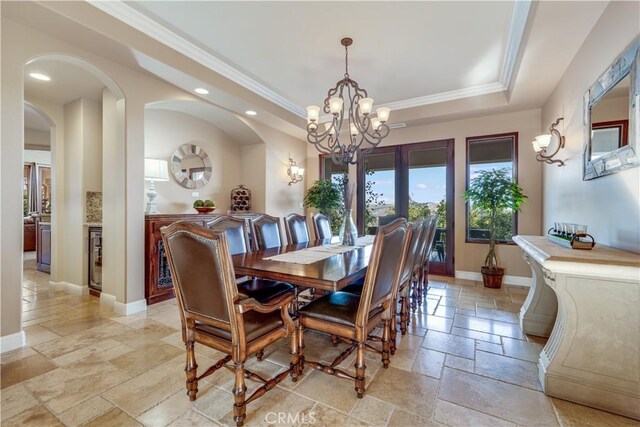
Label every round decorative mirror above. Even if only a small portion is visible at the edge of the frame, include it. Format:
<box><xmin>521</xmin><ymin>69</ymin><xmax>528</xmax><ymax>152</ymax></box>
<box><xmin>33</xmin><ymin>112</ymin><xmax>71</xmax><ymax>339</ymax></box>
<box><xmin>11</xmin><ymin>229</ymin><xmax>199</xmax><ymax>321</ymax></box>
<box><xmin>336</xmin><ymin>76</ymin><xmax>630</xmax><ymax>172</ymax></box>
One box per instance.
<box><xmin>171</xmin><ymin>144</ymin><xmax>212</xmax><ymax>189</ymax></box>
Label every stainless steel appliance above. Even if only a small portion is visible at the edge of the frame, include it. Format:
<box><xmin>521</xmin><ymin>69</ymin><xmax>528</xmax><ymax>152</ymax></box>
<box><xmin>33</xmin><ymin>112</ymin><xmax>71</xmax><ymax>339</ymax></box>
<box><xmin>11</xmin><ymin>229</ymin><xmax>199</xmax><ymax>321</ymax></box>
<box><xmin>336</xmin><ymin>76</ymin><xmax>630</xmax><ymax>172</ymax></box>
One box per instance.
<box><xmin>89</xmin><ymin>227</ymin><xmax>102</xmax><ymax>291</ymax></box>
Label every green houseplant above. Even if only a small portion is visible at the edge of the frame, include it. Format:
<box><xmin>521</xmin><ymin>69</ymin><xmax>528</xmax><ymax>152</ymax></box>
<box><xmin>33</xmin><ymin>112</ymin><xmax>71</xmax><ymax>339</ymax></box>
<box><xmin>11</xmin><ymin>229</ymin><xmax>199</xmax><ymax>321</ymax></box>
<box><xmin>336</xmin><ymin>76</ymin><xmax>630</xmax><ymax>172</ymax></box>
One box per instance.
<box><xmin>463</xmin><ymin>168</ymin><xmax>527</xmax><ymax>288</ymax></box>
<box><xmin>304</xmin><ymin>179</ymin><xmax>343</xmax><ymax>232</ymax></box>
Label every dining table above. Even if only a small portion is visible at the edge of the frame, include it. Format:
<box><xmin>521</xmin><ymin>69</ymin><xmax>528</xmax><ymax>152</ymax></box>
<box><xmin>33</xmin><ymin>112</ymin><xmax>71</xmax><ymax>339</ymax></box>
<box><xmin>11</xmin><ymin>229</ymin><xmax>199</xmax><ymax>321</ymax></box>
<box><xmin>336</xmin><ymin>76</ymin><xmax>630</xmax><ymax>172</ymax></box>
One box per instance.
<box><xmin>232</xmin><ymin>237</ymin><xmax>374</xmax><ymax>292</ymax></box>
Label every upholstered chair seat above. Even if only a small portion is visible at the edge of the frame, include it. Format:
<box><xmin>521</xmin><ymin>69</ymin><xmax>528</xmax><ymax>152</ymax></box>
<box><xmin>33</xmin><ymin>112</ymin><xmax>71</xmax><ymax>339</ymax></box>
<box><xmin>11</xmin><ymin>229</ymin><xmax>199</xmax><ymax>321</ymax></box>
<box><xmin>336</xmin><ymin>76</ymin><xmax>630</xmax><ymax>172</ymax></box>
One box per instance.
<box><xmin>237</xmin><ymin>279</ymin><xmax>294</xmax><ymax>303</ymax></box>
<box><xmin>299</xmin><ymin>291</ymin><xmax>384</xmax><ymax>328</ymax></box>
<box><xmin>207</xmin><ymin>215</ymin><xmax>294</xmax><ymax>305</ymax></box>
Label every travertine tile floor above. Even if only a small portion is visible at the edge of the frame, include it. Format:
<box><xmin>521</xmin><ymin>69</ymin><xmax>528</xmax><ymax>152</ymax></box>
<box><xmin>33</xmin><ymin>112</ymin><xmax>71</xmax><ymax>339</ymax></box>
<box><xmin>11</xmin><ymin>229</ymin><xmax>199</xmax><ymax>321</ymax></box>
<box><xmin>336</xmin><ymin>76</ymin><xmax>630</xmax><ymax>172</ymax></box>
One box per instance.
<box><xmin>2</xmin><ymin>259</ymin><xmax>638</xmax><ymax>426</ymax></box>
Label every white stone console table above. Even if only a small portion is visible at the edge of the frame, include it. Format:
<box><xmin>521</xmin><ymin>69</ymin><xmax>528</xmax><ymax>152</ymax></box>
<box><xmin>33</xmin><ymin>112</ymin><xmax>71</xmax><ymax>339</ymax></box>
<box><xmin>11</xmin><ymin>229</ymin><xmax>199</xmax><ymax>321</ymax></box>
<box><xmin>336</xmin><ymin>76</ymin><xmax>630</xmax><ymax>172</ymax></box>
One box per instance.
<box><xmin>513</xmin><ymin>235</ymin><xmax>639</xmax><ymax>420</ymax></box>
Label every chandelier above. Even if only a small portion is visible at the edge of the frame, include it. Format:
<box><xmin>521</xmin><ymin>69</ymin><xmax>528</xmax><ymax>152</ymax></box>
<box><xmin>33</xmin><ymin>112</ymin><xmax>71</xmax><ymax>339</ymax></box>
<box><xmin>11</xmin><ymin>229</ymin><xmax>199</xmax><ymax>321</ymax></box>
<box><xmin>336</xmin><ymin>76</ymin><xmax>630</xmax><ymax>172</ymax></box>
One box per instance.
<box><xmin>306</xmin><ymin>37</ymin><xmax>391</xmax><ymax>165</ymax></box>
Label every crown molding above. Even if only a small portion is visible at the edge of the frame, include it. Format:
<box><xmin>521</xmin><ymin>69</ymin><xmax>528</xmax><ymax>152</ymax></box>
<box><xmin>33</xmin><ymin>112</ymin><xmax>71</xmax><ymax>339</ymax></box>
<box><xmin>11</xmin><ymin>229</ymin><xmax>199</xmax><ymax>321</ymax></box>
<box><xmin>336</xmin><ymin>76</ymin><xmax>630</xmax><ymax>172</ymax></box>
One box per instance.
<box><xmin>88</xmin><ymin>0</ymin><xmax>306</xmax><ymax>118</ymax></box>
<box><xmin>381</xmin><ymin>82</ymin><xmax>505</xmax><ymax>112</ymax></box>
<box><xmin>500</xmin><ymin>0</ymin><xmax>533</xmax><ymax>89</ymax></box>
<box><xmin>89</xmin><ymin>0</ymin><xmax>531</xmax><ymax>119</ymax></box>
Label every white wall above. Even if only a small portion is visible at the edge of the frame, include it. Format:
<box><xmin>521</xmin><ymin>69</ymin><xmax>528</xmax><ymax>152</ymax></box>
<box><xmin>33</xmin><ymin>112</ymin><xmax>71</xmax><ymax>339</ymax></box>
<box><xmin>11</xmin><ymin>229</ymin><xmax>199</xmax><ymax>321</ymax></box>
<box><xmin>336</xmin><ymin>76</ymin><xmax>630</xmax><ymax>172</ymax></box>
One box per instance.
<box><xmin>306</xmin><ymin>108</ymin><xmax>543</xmax><ymax>278</ymax></box>
<box><xmin>24</xmin><ymin>128</ymin><xmax>49</xmax><ymax>149</ymax></box>
<box><xmin>24</xmin><ymin>149</ymin><xmax>51</xmax><ymax>165</ymax></box>
<box><xmin>542</xmin><ymin>1</ymin><xmax>640</xmax><ymax>254</ymax></box>
<box><xmin>144</xmin><ymin>109</ymin><xmax>243</xmax><ymax>213</ymax></box>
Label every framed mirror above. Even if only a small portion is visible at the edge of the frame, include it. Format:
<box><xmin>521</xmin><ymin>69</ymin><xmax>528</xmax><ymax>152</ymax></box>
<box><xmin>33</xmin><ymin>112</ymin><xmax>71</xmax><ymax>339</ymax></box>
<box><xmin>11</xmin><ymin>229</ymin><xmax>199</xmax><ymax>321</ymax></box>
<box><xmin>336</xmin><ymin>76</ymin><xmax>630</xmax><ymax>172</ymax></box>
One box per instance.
<box><xmin>583</xmin><ymin>38</ymin><xmax>639</xmax><ymax>180</ymax></box>
<box><xmin>171</xmin><ymin>143</ymin><xmax>212</xmax><ymax>189</ymax></box>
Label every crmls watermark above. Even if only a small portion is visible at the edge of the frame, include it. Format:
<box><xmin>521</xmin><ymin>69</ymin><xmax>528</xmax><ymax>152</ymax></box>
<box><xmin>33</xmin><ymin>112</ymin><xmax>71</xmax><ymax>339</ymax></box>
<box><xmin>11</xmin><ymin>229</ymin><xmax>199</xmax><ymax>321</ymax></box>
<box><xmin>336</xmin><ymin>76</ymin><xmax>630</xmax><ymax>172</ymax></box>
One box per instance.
<box><xmin>265</xmin><ymin>411</ymin><xmax>316</xmax><ymax>425</ymax></box>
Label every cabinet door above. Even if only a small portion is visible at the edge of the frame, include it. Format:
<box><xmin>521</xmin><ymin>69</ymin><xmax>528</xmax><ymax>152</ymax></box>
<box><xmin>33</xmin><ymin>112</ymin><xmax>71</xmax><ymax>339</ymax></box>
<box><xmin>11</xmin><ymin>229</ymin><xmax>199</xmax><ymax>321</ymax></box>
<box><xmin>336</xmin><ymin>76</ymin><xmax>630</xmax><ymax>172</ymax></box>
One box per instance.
<box><xmin>37</xmin><ymin>224</ymin><xmax>51</xmax><ymax>273</ymax></box>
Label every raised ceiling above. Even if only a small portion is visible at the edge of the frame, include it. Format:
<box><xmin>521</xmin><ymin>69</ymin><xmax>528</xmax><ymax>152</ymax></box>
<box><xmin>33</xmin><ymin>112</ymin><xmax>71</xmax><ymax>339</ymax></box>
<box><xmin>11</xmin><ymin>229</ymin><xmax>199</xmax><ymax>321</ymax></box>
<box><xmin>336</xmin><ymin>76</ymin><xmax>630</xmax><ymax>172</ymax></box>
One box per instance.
<box><xmin>4</xmin><ymin>1</ymin><xmax>611</xmax><ymax>136</ymax></box>
<box><xmin>126</xmin><ymin>1</ymin><xmax>516</xmax><ymax>113</ymax></box>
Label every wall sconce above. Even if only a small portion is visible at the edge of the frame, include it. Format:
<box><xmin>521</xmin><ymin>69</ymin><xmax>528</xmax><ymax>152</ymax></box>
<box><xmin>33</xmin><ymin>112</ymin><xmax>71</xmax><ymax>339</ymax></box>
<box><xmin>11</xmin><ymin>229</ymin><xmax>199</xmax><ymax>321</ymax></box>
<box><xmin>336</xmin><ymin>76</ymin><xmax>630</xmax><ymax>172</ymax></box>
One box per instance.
<box><xmin>144</xmin><ymin>158</ymin><xmax>169</xmax><ymax>214</ymax></box>
<box><xmin>532</xmin><ymin>117</ymin><xmax>566</xmax><ymax>166</ymax></box>
<box><xmin>287</xmin><ymin>157</ymin><xmax>304</xmax><ymax>185</ymax></box>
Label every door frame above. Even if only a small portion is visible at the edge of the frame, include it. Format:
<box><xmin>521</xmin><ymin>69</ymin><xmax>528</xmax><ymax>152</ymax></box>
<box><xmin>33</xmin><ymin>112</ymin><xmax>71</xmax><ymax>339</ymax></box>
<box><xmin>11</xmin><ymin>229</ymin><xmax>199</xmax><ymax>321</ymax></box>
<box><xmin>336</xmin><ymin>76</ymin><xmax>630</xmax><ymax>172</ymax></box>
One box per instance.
<box><xmin>356</xmin><ymin>139</ymin><xmax>455</xmax><ymax>276</ymax></box>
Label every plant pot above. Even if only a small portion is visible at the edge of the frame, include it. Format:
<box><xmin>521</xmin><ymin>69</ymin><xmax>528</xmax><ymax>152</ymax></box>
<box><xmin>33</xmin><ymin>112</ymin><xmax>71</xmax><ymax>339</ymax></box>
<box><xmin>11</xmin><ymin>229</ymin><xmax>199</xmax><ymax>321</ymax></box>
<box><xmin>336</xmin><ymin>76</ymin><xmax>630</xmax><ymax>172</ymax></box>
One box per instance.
<box><xmin>194</xmin><ymin>207</ymin><xmax>215</xmax><ymax>214</ymax></box>
<box><xmin>481</xmin><ymin>266</ymin><xmax>504</xmax><ymax>289</ymax></box>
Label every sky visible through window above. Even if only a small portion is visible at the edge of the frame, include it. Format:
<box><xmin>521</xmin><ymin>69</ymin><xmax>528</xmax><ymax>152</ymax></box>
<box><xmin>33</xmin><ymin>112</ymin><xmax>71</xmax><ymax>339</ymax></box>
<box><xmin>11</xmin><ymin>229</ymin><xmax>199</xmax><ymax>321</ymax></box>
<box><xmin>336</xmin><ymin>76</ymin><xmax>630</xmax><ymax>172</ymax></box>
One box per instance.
<box><xmin>364</xmin><ymin>161</ymin><xmax>510</xmax><ymax>205</ymax></box>
<box><xmin>366</xmin><ymin>167</ymin><xmax>447</xmax><ymax>205</ymax></box>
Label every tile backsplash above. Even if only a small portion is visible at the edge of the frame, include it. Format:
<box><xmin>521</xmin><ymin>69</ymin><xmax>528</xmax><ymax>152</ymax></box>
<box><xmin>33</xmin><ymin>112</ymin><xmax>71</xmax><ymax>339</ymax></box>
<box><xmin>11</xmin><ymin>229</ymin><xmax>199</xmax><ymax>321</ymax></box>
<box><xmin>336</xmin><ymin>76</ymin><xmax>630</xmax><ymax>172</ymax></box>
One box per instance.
<box><xmin>86</xmin><ymin>192</ymin><xmax>102</xmax><ymax>223</ymax></box>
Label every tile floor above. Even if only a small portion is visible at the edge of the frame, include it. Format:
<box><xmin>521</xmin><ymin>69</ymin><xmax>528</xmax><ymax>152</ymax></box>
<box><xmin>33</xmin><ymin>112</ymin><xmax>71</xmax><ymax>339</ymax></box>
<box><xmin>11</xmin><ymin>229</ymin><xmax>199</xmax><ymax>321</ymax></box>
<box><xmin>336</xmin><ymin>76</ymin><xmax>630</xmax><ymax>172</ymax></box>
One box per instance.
<box><xmin>1</xmin><ymin>259</ymin><xmax>637</xmax><ymax>426</ymax></box>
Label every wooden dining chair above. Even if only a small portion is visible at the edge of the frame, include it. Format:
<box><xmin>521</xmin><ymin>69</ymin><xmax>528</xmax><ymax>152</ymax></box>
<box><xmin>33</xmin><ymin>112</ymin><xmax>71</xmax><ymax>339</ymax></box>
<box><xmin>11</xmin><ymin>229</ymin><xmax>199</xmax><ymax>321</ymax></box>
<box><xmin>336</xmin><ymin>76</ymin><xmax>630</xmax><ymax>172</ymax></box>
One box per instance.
<box><xmin>413</xmin><ymin>217</ymin><xmax>438</xmax><ymax>307</ymax></box>
<box><xmin>339</xmin><ymin>218</ymin><xmax>424</xmax><ymax>353</ymax></box>
<box><xmin>284</xmin><ymin>213</ymin><xmax>310</xmax><ymax>244</ymax></box>
<box><xmin>250</xmin><ymin>214</ymin><xmax>283</xmax><ymax>250</ymax></box>
<box><xmin>206</xmin><ymin>216</ymin><xmax>294</xmax><ymax>305</ymax></box>
<box><xmin>312</xmin><ymin>213</ymin><xmax>332</xmax><ymax>240</ymax></box>
<box><xmin>293</xmin><ymin>218</ymin><xmax>411</xmax><ymax>398</ymax></box>
<box><xmin>395</xmin><ymin>219</ymin><xmax>425</xmax><ymax>343</ymax></box>
<box><xmin>161</xmin><ymin>222</ymin><xmax>299</xmax><ymax>427</ymax></box>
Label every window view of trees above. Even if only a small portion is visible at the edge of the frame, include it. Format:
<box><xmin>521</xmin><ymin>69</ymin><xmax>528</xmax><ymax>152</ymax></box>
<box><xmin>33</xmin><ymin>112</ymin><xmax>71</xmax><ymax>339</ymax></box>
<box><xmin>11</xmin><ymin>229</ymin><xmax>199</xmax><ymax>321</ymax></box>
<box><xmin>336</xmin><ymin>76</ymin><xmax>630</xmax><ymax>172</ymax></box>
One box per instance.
<box><xmin>466</xmin><ymin>134</ymin><xmax>517</xmax><ymax>242</ymax></box>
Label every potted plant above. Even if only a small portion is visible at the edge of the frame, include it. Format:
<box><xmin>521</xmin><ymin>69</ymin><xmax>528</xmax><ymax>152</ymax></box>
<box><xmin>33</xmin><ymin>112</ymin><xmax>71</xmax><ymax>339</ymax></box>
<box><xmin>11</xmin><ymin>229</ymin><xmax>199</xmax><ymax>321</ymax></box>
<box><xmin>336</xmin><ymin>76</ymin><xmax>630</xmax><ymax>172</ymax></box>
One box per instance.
<box><xmin>463</xmin><ymin>168</ymin><xmax>527</xmax><ymax>288</ymax></box>
<box><xmin>303</xmin><ymin>179</ymin><xmax>343</xmax><ymax>232</ymax></box>
<box><xmin>193</xmin><ymin>199</ymin><xmax>215</xmax><ymax>214</ymax></box>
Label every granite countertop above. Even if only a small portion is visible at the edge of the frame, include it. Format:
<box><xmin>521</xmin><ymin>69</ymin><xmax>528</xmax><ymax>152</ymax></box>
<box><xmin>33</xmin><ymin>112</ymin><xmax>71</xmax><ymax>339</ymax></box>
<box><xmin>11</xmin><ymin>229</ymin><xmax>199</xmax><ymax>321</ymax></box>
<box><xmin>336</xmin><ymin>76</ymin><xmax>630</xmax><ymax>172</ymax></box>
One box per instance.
<box><xmin>84</xmin><ymin>223</ymin><xmax>102</xmax><ymax>227</ymax></box>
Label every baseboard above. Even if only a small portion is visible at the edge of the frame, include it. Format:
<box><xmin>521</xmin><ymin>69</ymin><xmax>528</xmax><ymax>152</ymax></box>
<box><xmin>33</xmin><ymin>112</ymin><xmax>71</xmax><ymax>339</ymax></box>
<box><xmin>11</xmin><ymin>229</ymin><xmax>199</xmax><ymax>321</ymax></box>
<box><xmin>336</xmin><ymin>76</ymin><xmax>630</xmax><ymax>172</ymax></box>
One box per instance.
<box><xmin>113</xmin><ymin>299</ymin><xmax>147</xmax><ymax>316</ymax></box>
<box><xmin>99</xmin><ymin>292</ymin><xmax>117</xmax><ymax>306</ymax></box>
<box><xmin>1</xmin><ymin>331</ymin><xmax>26</xmax><ymax>353</ymax></box>
<box><xmin>49</xmin><ymin>281</ymin><xmax>89</xmax><ymax>295</ymax></box>
<box><xmin>455</xmin><ymin>270</ymin><xmax>531</xmax><ymax>287</ymax></box>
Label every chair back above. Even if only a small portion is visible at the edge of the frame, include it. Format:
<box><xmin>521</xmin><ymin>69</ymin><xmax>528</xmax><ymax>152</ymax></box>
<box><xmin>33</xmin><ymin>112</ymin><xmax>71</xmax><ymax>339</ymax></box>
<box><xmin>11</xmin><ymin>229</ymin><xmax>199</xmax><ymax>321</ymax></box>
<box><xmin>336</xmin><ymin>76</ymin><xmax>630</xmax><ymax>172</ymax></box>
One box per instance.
<box><xmin>401</xmin><ymin>219</ymin><xmax>425</xmax><ymax>284</ymax></box>
<box><xmin>423</xmin><ymin>217</ymin><xmax>439</xmax><ymax>264</ymax></box>
<box><xmin>251</xmin><ymin>214</ymin><xmax>283</xmax><ymax>250</ymax></box>
<box><xmin>357</xmin><ymin>218</ymin><xmax>411</xmax><ymax>327</ymax></box>
<box><xmin>312</xmin><ymin>213</ymin><xmax>332</xmax><ymax>240</ymax></box>
<box><xmin>161</xmin><ymin>222</ymin><xmax>237</xmax><ymax>330</ymax></box>
<box><xmin>206</xmin><ymin>215</ymin><xmax>250</xmax><ymax>255</ymax></box>
<box><xmin>378</xmin><ymin>214</ymin><xmax>400</xmax><ymax>227</ymax></box>
<box><xmin>415</xmin><ymin>217</ymin><xmax>436</xmax><ymax>268</ymax></box>
<box><xmin>284</xmin><ymin>213</ymin><xmax>310</xmax><ymax>244</ymax></box>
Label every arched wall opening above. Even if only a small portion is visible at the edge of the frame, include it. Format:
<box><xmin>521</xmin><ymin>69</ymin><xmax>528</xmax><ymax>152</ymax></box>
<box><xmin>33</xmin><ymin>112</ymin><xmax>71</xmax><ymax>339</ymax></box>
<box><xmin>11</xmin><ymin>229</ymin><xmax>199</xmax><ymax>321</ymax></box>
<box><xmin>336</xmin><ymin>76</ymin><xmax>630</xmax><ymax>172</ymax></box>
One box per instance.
<box><xmin>144</xmin><ymin>100</ymin><xmax>267</xmax><ymax>214</ymax></box>
<box><xmin>22</xmin><ymin>54</ymin><xmax>127</xmax><ymax>307</ymax></box>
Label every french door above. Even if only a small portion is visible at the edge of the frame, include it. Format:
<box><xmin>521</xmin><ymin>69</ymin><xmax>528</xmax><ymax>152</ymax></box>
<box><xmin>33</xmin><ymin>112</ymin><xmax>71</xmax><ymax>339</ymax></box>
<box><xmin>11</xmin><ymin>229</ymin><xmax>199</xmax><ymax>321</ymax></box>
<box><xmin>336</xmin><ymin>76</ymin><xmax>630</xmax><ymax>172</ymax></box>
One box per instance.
<box><xmin>356</xmin><ymin>139</ymin><xmax>455</xmax><ymax>276</ymax></box>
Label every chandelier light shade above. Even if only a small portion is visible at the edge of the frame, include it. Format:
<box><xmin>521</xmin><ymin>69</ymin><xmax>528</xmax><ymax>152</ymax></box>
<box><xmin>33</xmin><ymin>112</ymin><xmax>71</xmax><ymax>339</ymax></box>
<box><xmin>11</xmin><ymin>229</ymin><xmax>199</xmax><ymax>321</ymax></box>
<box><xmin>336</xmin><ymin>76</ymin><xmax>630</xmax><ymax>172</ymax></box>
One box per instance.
<box><xmin>532</xmin><ymin>117</ymin><xmax>566</xmax><ymax>166</ymax></box>
<box><xmin>306</xmin><ymin>37</ymin><xmax>391</xmax><ymax>165</ymax></box>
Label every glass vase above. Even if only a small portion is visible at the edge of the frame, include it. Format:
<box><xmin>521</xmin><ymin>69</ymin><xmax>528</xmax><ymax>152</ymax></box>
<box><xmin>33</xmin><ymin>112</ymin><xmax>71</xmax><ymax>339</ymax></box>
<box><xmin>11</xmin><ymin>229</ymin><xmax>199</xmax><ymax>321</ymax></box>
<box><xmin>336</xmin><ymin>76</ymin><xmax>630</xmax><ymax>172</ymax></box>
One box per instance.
<box><xmin>339</xmin><ymin>209</ymin><xmax>357</xmax><ymax>246</ymax></box>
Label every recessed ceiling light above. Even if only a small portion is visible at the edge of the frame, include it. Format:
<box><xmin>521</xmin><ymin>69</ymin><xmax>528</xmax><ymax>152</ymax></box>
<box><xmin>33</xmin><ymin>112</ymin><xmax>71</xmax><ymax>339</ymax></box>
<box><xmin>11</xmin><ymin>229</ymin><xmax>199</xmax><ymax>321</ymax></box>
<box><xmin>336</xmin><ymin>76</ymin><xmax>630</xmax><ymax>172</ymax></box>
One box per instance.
<box><xmin>30</xmin><ymin>73</ymin><xmax>51</xmax><ymax>81</ymax></box>
<box><xmin>245</xmin><ymin>110</ymin><xmax>257</xmax><ymax>116</ymax></box>
<box><xmin>194</xmin><ymin>88</ymin><xmax>209</xmax><ymax>95</ymax></box>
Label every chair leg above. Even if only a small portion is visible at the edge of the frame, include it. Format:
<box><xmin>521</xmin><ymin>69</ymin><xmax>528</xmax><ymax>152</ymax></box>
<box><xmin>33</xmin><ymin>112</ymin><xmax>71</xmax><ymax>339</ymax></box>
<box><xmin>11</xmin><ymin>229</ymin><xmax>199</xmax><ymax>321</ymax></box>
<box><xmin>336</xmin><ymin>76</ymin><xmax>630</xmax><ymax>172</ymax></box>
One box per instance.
<box><xmin>355</xmin><ymin>342</ymin><xmax>366</xmax><ymax>399</ymax></box>
<box><xmin>331</xmin><ymin>335</ymin><xmax>339</xmax><ymax>347</ymax></box>
<box><xmin>382</xmin><ymin>319</ymin><xmax>391</xmax><ymax>369</ymax></box>
<box><xmin>290</xmin><ymin>323</ymin><xmax>300</xmax><ymax>382</ymax></box>
<box><xmin>233</xmin><ymin>362</ymin><xmax>247</xmax><ymax>427</ymax></box>
<box><xmin>390</xmin><ymin>302</ymin><xmax>398</xmax><ymax>355</ymax></box>
<box><xmin>255</xmin><ymin>350</ymin><xmax>264</xmax><ymax>361</ymax></box>
<box><xmin>185</xmin><ymin>341</ymin><xmax>198</xmax><ymax>401</ymax></box>
<box><xmin>297</xmin><ymin>323</ymin><xmax>305</xmax><ymax>377</ymax></box>
<box><xmin>400</xmin><ymin>294</ymin><xmax>409</xmax><ymax>335</ymax></box>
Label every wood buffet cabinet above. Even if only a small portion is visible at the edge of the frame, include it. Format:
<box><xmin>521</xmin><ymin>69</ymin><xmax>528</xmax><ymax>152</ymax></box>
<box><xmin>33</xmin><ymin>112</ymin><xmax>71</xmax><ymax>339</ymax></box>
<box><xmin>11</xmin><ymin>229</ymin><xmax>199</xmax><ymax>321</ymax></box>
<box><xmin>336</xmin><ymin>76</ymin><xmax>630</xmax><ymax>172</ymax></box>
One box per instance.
<box><xmin>144</xmin><ymin>213</ymin><xmax>259</xmax><ymax>304</ymax></box>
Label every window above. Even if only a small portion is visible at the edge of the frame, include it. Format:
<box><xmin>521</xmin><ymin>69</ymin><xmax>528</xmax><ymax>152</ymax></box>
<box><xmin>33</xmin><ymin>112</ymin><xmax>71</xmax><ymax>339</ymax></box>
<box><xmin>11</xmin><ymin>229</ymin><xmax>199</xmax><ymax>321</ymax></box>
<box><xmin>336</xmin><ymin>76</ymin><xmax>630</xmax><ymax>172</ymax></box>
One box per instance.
<box><xmin>356</xmin><ymin>140</ymin><xmax>455</xmax><ymax>276</ymax></box>
<box><xmin>319</xmin><ymin>154</ymin><xmax>348</xmax><ymax>184</ymax></box>
<box><xmin>466</xmin><ymin>133</ymin><xmax>518</xmax><ymax>243</ymax></box>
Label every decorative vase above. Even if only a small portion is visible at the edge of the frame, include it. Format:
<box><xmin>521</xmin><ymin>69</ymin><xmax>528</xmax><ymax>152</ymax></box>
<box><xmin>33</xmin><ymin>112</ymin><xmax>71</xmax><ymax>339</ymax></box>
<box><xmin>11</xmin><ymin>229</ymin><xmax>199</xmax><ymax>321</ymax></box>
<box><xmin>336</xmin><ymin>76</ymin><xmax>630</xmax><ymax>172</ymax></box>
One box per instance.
<box><xmin>339</xmin><ymin>209</ymin><xmax>357</xmax><ymax>246</ymax></box>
